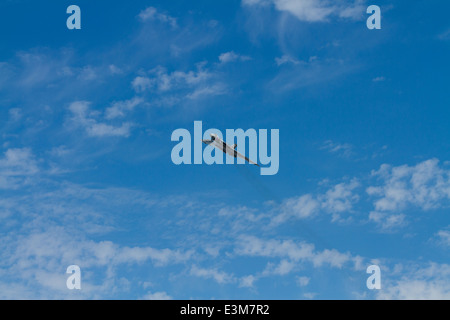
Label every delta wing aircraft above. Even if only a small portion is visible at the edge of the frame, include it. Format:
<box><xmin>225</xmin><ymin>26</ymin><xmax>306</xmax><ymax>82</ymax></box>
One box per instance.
<box><xmin>202</xmin><ymin>133</ymin><xmax>259</xmax><ymax>166</ymax></box>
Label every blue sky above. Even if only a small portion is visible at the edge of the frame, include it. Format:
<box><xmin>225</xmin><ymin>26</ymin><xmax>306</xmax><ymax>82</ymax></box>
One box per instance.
<box><xmin>0</xmin><ymin>0</ymin><xmax>449</xmax><ymax>299</ymax></box>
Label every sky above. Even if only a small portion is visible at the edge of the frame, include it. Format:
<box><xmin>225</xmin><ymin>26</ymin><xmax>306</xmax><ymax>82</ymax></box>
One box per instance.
<box><xmin>0</xmin><ymin>0</ymin><xmax>449</xmax><ymax>300</ymax></box>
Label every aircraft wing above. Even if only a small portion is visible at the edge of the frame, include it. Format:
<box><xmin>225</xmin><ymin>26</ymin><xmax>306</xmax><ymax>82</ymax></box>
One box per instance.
<box><xmin>224</xmin><ymin>143</ymin><xmax>259</xmax><ymax>166</ymax></box>
<box><xmin>203</xmin><ymin>136</ymin><xmax>259</xmax><ymax>167</ymax></box>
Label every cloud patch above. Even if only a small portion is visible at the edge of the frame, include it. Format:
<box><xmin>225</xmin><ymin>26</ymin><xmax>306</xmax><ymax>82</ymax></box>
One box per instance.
<box><xmin>68</xmin><ymin>101</ymin><xmax>133</xmax><ymax>137</ymax></box>
<box><xmin>242</xmin><ymin>0</ymin><xmax>366</xmax><ymax>22</ymax></box>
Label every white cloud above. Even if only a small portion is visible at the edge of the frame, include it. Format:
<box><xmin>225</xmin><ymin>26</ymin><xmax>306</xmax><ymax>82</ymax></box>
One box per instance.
<box><xmin>263</xmin><ymin>259</ymin><xmax>296</xmax><ymax>275</ymax></box>
<box><xmin>190</xmin><ymin>266</ymin><xmax>235</xmax><ymax>284</ymax></box>
<box><xmin>0</xmin><ymin>148</ymin><xmax>39</xmax><ymax>189</ymax></box>
<box><xmin>116</xmin><ymin>246</ymin><xmax>192</xmax><ymax>267</ymax></box>
<box><xmin>274</xmin><ymin>259</ymin><xmax>295</xmax><ymax>275</ymax></box>
<box><xmin>311</xmin><ymin>249</ymin><xmax>351</xmax><ymax>268</ymax></box>
<box><xmin>380</xmin><ymin>280</ymin><xmax>450</xmax><ymax>299</ymax></box>
<box><xmin>273</xmin><ymin>180</ymin><xmax>359</xmax><ymax>224</ymax></box>
<box><xmin>132</xmin><ymin>76</ymin><xmax>154</xmax><ymax>92</ymax></box>
<box><xmin>274</xmin><ymin>194</ymin><xmax>320</xmax><ymax>224</ymax></box>
<box><xmin>0</xmin><ymin>193</ymin><xmax>194</xmax><ymax>299</ymax></box>
<box><xmin>435</xmin><ymin>227</ymin><xmax>450</xmax><ymax>247</ymax></box>
<box><xmin>296</xmin><ymin>276</ymin><xmax>310</xmax><ymax>287</ymax></box>
<box><xmin>367</xmin><ymin>159</ymin><xmax>450</xmax><ymax>212</ymax></box>
<box><xmin>272</xmin><ymin>158</ymin><xmax>449</xmax><ymax>232</ymax></box>
<box><xmin>377</xmin><ymin>263</ymin><xmax>450</xmax><ymax>300</ymax></box>
<box><xmin>68</xmin><ymin>101</ymin><xmax>133</xmax><ymax>137</ymax></box>
<box><xmin>235</xmin><ymin>235</ymin><xmax>357</xmax><ymax>270</ymax></box>
<box><xmin>2</xmin><ymin>141</ymin><xmax>449</xmax><ymax>299</ymax></box>
<box><xmin>186</xmin><ymin>83</ymin><xmax>227</xmax><ymax>100</ymax></box>
<box><xmin>87</xmin><ymin>122</ymin><xmax>132</xmax><ymax>137</ymax></box>
<box><xmin>138</xmin><ymin>7</ymin><xmax>177</xmax><ymax>28</ymax></box>
<box><xmin>275</xmin><ymin>55</ymin><xmax>302</xmax><ymax>66</ymax></box>
<box><xmin>142</xmin><ymin>291</ymin><xmax>173</xmax><ymax>300</ymax></box>
<box><xmin>0</xmin><ymin>148</ymin><xmax>38</xmax><ymax>176</ymax></box>
<box><xmin>219</xmin><ymin>51</ymin><xmax>251</xmax><ymax>63</ymax></box>
<box><xmin>235</xmin><ymin>235</ymin><xmax>314</xmax><ymax>261</ymax></box>
<box><xmin>131</xmin><ymin>64</ymin><xmax>227</xmax><ymax>105</ymax></box>
<box><xmin>239</xmin><ymin>275</ymin><xmax>257</xmax><ymax>288</ymax></box>
<box><xmin>269</xmin><ymin>56</ymin><xmax>360</xmax><ymax>91</ymax></box>
<box><xmin>77</xmin><ymin>66</ymin><xmax>98</xmax><ymax>81</ymax></box>
<box><xmin>151</xmin><ymin>66</ymin><xmax>212</xmax><ymax>92</ymax></box>
<box><xmin>108</xmin><ymin>64</ymin><xmax>123</xmax><ymax>75</ymax></box>
<box><xmin>1</xmin><ymin>49</ymin><xmax>129</xmax><ymax>99</ymax></box>
<box><xmin>372</xmin><ymin>76</ymin><xmax>385</xmax><ymax>82</ymax></box>
<box><xmin>105</xmin><ymin>97</ymin><xmax>143</xmax><ymax>119</ymax></box>
<box><xmin>303</xmin><ymin>292</ymin><xmax>318</xmax><ymax>299</ymax></box>
<box><xmin>321</xmin><ymin>180</ymin><xmax>360</xmax><ymax>220</ymax></box>
<box><xmin>242</xmin><ymin>0</ymin><xmax>366</xmax><ymax>22</ymax></box>
<box><xmin>12</xmin><ymin>230</ymin><xmax>191</xmax><ymax>270</ymax></box>
<box><xmin>9</xmin><ymin>108</ymin><xmax>22</xmax><ymax>121</ymax></box>
<box><xmin>321</xmin><ymin>140</ymin><xmax>354</xmax><ymax>158</ymax></box>
<box><xmin>15</xmin><ymin>51</ymin><xmax>71</xmax><ymax>88</ymax></box>
<box><xmin>369</xmin><ymin>211</ymin><xmax>407</xmax><ymax>231</ymax></box>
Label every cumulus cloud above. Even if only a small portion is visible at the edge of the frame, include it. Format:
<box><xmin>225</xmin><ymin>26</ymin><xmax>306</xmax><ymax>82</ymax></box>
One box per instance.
<box><xmin>276</xmin><ymin>194</ymin><xmax>320</xmax><ymax>222</ymax></box>
<box><xmin>235</xmin><ymin>235</ymin><xmax>359</xmax><ymax>270</ymax></box>
<box><xmin>269</xmin><ymin>158</ymin><xmax>449</xmax><ymax>232</ymax></box>
<box><xmin>0</xmin><ymin>148</ymin><xmax>38</xmax><ymax>176</ymax></box>
<box><xmin>148</xmin><ymin>65</ymin><xmax>212</xmax><ymax>92</ymax></box>
<box><xmin>131</xmin><ymin>64</ymin><xmax>227</xmax><ymax>105</ymax></box>
<box><xmin>0</xmin><ymin>229</ymin><xmax>191</xmax><ymax>299</ymax></box>
<box><xmin>367</xmin><ymin>159</ymin><xmax>450</xmax><ymax>212</ymax></box>
<box><xmin>11</xmin><ymin>229</ymin><xmax>192</xmax><ymax>270</ymax></box>
<box><xmin>105</xmin><ymin>97</ymin><xmax>143</xmax><ymax>120</ymax></box>
<box><xmin>132</xmin><ymin>76</ymin><xmax>154</xmax><ymax>92</ymax></box>
<box><xmin>1</xmin><ymin>144</ymin><xmax>449</xmax><ymax>298</ymax></box>
<box><xmin>0</xmin><ymin>184</ymin><xmax>195</xmax><ymax>299</ymax></box>
<box><xmin>377</xmin><ymin>263</ymin><xmax>450</xmax><ymax>300</ymax></box>
<box><xmin>239</xmin><ymin>275</ymin><xmax>257</xmax><ymax>288</ymax></box>
<box><xmin>68</xmin><ymin>101</ymin><xmax>133</xmax><ymax>137</ymax></box>
<box><xmin>263</xmin><ymin>259</ymin><xmax>296</xmax><ymax>276</ymax></box>
<box><xmin>368</xmin><ymin>211</ymin><xmax>407</xmax><ymax>232</ymax></box>
<box><xmin>273</xmin><ymin>179</ymin><xmax>360</xmax><ymax>224</ymax></box>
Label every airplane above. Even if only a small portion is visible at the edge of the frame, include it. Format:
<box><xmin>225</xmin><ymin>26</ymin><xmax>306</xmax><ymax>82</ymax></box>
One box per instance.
<box><xmin>202</xmin><ymin>133</ymin><xmax>260</xmax><ymax>166</ymax></box>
